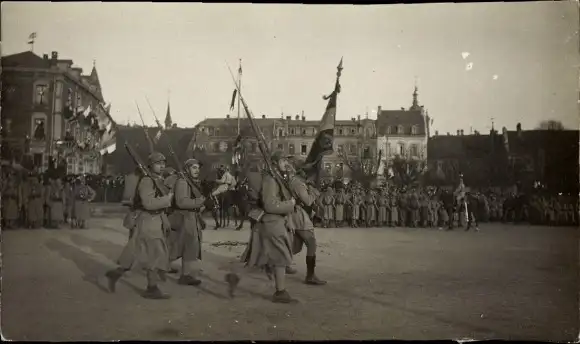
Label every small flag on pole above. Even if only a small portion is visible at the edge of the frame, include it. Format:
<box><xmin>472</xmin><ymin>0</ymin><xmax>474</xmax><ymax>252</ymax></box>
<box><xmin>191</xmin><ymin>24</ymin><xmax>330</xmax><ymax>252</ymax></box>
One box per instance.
<box><xmin>28</xmin><ymin>32</ymin><xmax>37</xmax><ymax>43</ymax></box>
<box><xmin>229</xmin><ymin>89</ymin><xmax>237</xmax><ymax>111</ymax></box>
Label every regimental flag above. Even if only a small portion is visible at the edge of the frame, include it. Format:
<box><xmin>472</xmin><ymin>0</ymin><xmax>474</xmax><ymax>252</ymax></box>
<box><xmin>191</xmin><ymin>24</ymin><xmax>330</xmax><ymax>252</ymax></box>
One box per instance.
<box><xmin>28</xmin><ymin>32</ymin><xmax>37</xmax><ymax>44</ymax></box>
<box><xmin>231</xmin><ymin>134</ymin><xmax>244</xmax><ymax>165</ymax></box>
<box><xmin>229</xmin><ymin>89</ymin><xmax>238</xmax><ymax>111</ymax></box>
<box><xmin>376</xmin><ymin>149</ymin><xmax>385</xmax><ymax>176</ymax></box>
<box><xmin>303</xmin><ymin>58</ymin><xmax>343</xmax><ymax>181</ymax></box>
<box><xmin>153</xmin><ymin>128</ymin><xmax>163</xmax><ymax>144</ymax></box>
<box><xmin>82</xmin><ymin>104</ymin><xmax>92</xmax><ymax>118</ymax></box>
<box><xmin>63</xmin><ymin>88</ymin><xmax>74</xmax><ymax>119</ymax></box>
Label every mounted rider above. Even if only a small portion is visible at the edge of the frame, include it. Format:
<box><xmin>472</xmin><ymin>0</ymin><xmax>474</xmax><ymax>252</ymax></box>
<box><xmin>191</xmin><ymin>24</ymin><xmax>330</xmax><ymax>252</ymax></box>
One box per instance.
<box><xmin>211</xmin><ymin>164</ymin><xmax>237</xmax><ymax>197</ymax></box>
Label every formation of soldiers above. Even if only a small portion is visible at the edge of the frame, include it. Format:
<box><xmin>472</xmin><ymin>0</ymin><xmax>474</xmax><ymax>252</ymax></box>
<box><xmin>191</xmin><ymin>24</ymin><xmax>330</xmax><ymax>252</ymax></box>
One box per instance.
<box><xmin>311</xmin><ymin>182</ymin><xmax>579</xmax><ymax>229</ymax></box>
<box><xmin>106</xmin><ymin>150</ymin><xmax>326</xmax><ymax>303</ymax></box>
<box><xmin>1</xmin><ymin>171</ymin><xmax>96</xmax><ymax>229</ymax></box>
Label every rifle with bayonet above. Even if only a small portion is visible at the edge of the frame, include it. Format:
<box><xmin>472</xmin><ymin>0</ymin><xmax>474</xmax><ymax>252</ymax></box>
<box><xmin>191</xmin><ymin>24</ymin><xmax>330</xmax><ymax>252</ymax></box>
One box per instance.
<box><xmin>225</xmin><ymin>63</ymin><xmax>305</xmax><ymax>208</ymax></box>
<box><xmin>125</xmin><ymin>141</ymin><xmax>170</xmax><ymax>196</ymax></box>
<box><xmin>135</xmin><ymin>102</ymin><xmax>155</xmax><ymax>154</ymax></box>
<box><xmin>144</xmin><ymin>96</ymin><xmax>219</xmax><ymax>210</ymax></box>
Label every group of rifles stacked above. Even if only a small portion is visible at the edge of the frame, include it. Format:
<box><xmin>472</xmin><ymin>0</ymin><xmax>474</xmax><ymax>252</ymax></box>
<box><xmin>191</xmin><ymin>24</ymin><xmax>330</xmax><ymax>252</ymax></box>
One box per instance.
<box><xmin>1</xmin><ymin>172</ymin><xmax>96</xmax><ymax>230</ymax></box>
<box><xmin>105</xmin><ymin>149</ymin><xmax>326</xmax><ymax>303</ymax></box>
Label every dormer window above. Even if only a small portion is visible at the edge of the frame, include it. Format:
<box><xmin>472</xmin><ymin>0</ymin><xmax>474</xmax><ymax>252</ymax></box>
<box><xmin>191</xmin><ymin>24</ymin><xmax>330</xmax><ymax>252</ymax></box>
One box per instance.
<box><xmin>411</xmin><ymin>125</ymin><xmax>418</xmax><ymax>135</ymax></box>
<box><xmin>278</xmin><ymin>129</ymin><xmax>284</xmax><ymax>137</ymax></box>
<box><xmin>338</xmin><ymin>128</ymin><xmax>343</xmax><ymax>135</ymax></box>
<box><xmin>386</xmin><ymin>126</ymin><xmax>392</xmax><ymax>134</ymax></box>
<box><xmin>397</xmin><ymin>125</ymin><xmax>404</xmax><ymax>134</ymax></box>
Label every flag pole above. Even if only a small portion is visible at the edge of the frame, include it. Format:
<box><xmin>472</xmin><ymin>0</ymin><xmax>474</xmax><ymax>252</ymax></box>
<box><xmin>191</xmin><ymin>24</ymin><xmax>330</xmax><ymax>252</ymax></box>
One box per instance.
<box><xmin>237</xmin><ymin>59</ymin><xmax>242</xmax><ymax>135</ymax></box>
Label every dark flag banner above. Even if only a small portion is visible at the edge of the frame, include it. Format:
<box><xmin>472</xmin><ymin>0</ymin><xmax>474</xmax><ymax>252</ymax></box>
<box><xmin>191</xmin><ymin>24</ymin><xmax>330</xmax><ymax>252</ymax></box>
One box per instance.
<box><xmin>230</xmin><ymin>89</ymin><xmax>238</xmax><ymax>111</ymax></box>
<box><xmin>303</xmin><ymin>58</ymin><xmax>343</xmax><ymax>182</ymax></box>
<box><xmin>231</xmin><ymin>134</ymin><xmax>244</xmax><ymax>166</ymax></box>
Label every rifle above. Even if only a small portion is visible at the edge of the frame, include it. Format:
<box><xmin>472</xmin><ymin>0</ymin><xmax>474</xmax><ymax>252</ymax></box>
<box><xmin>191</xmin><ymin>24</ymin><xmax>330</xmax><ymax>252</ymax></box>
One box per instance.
<box><xmin>124</xmin><ymin>141</ymin><xmax>169</xmax><ymax>196</ymax></box>
<box><xmin>226</xmin><ymin>63</ymin><xmax>305</xmax><ymax>208</ymax></box>
<box><xmin>135</xmin><ymin>102</ymin><xmax>155</xmax><ymax>154</ymax></box>
<box><xmin>144</xmin><ymin>96</ymin><xmax>219</xmax><ymax>209</ymax></box>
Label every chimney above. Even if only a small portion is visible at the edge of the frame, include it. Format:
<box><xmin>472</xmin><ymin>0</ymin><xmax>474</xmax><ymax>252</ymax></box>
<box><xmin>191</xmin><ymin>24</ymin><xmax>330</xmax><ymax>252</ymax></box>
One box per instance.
<box><xmin>401</xmin><ymin>107</ymin><xmax>405</xmax><ymax>111</ymax></box>
<box><xmin>460</xmin><ymin>130</ymin><xmax>464</xmax><ymax>136</ymax></box>
<box><xmin>516</xmin><ymin>122</ymin><xmax>522</xmax><ymax>132</ymax></box>
<box><xmin>457</xmin><ymin>130</ymin><xmax>460</xmax><ymax>136</ymax></box>
<box><xmin>435</xmin><ymin>130</ymin><xmax>439</xmax><ymax>136</ymax></box>
<box><xmin>447</xmin><ymin>132</ymin><xmax>450</xmax><ymax>136</ymax></box>
<box><xmin>302</xmin><ymin>115</ymin><xmax>306</xmax><ymax>121</ymax></box>
<box><xmin>51</xmin><ymin>51</ymin><xmax>58</xmax><ymax>60</ymax></box>
<box><xmin>357</xmin><ymin>115</ymin><xmax>361</xmax><ymax>121</ymax></box>
<box><xmin>262</xmin><ymin>115</ymin><xmax>266</xmax><ymax>119</ymax></box>
<box><xmin>295</xmin><ymin>115</ymin><xmax>300</xmax><ymax>120</ymax></box>
<box><xmin>286</xmin><ymin>116</ymin><xmax>291</xmax><ymax>121</ymax></box>
<box><xmin>43</xmin><ymin>54</ymin><xmax>48</xmax><ymax>60</ymax></box>
<box><xmin>226</xmin><ymin>114</ymin><xmax>230</xmax><ymax>119</ymax></box>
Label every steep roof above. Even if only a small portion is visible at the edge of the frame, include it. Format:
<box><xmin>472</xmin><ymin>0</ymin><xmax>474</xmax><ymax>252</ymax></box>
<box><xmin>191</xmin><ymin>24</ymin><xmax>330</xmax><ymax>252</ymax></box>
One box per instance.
<box><xmin>103</xmin><ymin>125</ymin><xmax>196</xmax><ymax>174</ymax></box>
<box><xmin>2</xmin><ymin>51</ymin><xmax>50</xmax><ymax>69</ymax></box>
<box><xmin>376</xmin><ymin>109</ymin><xmax>426</xmax><ymax>135</ymax></box>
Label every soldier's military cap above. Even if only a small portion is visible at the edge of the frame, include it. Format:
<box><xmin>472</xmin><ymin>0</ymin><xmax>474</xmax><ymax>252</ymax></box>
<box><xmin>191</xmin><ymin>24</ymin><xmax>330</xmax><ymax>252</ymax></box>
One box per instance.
<box><xmin>184</xmin><ymin>158</ymin><xmax>202</xmax><ymax>167</ymax></box>
<box><xmin>148</xmin><ymin>152</ymin><xmax>166</xmax><ymax>165</ymax></box>
<box><xmin>271</xmin><ymin>150</ymin><xmax>292</xmax><ymax>163</ymax></box>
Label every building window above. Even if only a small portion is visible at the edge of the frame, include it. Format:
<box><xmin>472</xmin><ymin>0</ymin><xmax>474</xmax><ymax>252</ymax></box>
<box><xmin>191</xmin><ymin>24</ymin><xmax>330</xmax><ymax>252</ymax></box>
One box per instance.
<box><xmin>349</xmin><ymin>144</ymin><xmax>356</xmax><ymax>154</ymax></box>
<box><xmin>277</xmin><ymin>143</ymin><xmax>284</xmax><ymax>151</ymax></box>
<box><xmin>324</xmin><ymin>163</ymin><xmax>332</xmax><ymax>171</ymax></box>
<box><xmin>213</xmin><ymin>142</ymin><xmax>220</xmax><ymax>152</ymax></box>
<box><xmin>302</xmin><ymin>129</ymin><xmax>306</xmax><ymax>135</ymax></box>
<box><xmin>337</xmin><ymin>144</ymin><xmax>344</xmax><ymax>155</ymax></box>
<box><xmin>410</xmin><ymin>144</ymin><xmax>418</xmax><ymax>157</ymax></box>
<box><xmin>397</xmin><ymin>125</ymin><xmax>404</xmax><ymax>134</ymax></box>
<box><xmin>386</xmin><ymin>126</ymin><xmax>392</xmax><ymax>135</ymax></box>
<box><xmin>290</xmin><ymin>128</ymin><xmax>295</xmax><ymax>135</ymax></box>
<box><xmin>339</xmin><ymin>128</ymin><xmax>343</xmax><ymax>135</ymax></box>
<box><xmin>35</xmin><ymin>84</ymin><xmax>49</xmax><ymax>105</ymax></box>
<box><xmin>32</xmin><ymin>117</ymin><xmax>46</xmax><ymax>141</ymax></box>
<box><xmin>301</xmin><ymin>144</ymin><xmax>307</xmax><ymax>155</ymax></box>
<box><xmin>289</xmin><ymin>143</ymin><xmax>295</xmax><ymax>154</ymax></box>
<box><xmin>363</xmin><ymin>146</ymin><xmax>371</xmax><ymax>159</ymax></box>
<box><xmin>411</xmin><ymin>125</ymin><xmax>418</xmax><ymax>135</ymax></box>
<box><xmin>215</xmin><ymin>128</ymin><xmax>220</xmax><ymax>136</ymax></box>
<box><xmin>398</xmin><ymin>143</ymin><xmax>405</xmax><ymax>156</ymax></box>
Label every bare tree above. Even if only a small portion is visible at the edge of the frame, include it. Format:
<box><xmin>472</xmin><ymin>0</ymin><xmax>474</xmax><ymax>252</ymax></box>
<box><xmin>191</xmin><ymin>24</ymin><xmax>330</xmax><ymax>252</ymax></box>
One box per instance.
<box><xmin>537</xmin><ymin>120</ymin><xmax>565</xmax><ymax>130</ymax></box>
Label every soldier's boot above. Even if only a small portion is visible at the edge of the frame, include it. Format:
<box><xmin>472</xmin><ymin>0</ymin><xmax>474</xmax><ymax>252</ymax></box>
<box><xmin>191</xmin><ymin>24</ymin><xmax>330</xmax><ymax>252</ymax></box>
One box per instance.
<box><xmin>105</xmin><ymin>268</ymin><xmax>125</xmax><ymax>293</ymax></box>
<box><xmin>178</xmin><ymin>274</ymin><xmax>202</xmax><ymax>286</ymax></box>
<box><xmin>305</xmin><ymin>256</ymin><xmax>327</xmax><ymax>285</ymax></box>
<box><xmin>272</xmin><ymin>290</ymin><xmax>299</xmax><ymax>304</ymax></box>
<box><xmin>285</xmin><ymin>266</ymin><xmax>297</xmax><ymax>275</ymax></box>
<box><xmin>142</xmin><ymin>286</ymin><xmax>171</xmax><ymax>299</ymax></box>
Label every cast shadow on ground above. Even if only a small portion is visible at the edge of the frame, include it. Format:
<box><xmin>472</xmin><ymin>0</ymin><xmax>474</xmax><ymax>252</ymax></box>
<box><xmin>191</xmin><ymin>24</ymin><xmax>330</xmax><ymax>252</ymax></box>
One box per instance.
<box><xmin>67</xmin><ymin>233</ymin><xmax>271</xmax><ymax>301</ymax></box>
<box><xmin>45</xmin><ymin>238</ymin><xmax>144</xmax><ymax>297</ymax></box>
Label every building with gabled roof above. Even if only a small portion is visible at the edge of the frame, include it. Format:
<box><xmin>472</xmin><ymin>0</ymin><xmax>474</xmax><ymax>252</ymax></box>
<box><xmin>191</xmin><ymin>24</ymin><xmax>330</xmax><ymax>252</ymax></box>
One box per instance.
<box><xmin>1</xmin><ymin>50</ymin><xmax>109</xmax><ymax>174</ymax></box>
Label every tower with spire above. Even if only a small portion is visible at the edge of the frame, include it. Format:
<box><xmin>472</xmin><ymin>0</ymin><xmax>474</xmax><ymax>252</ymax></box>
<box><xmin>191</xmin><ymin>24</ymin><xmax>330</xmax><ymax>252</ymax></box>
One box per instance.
<box><xmin>89</xmin><ymin>60</ymin><xmax>104</xmax><ymax>101</ymax></box>
<box><xmin>410</xmin><ymin>78</ymin><xmax>421</xmax><ymax>111</ymax></box>
<box><xmin>164</xmin><ymin>101</ymin><xmax>172</xmax><ymax>129</ymax></box>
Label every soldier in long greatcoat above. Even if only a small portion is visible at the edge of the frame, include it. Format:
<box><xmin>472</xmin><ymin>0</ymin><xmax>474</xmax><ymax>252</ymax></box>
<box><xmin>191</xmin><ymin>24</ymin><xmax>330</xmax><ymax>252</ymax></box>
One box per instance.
<box><xmin>377</xmin><ymin>189</ymin><xmax>389</xmax><ymax>227</ymax></box>
<box><xmin>63</xmin><ymin>177</ymin><xmax>74</xmax><ymax>224</ymax></box>
<box><xmin>334</xmin><ymin>187</ymin><xmax>346</xmax><ymax>227</ymax></box>
<box><xmin>72</xmin><ymin>177</ymin><xmax>96</xmax><ymax>229</ymax></box>
<box><xmin>20</xmin><ymin>175</ymin><xmax>31</xmax><ymax>228</ymax></box>
<box><xmin>27</xmin><ymin>175</ymin><xmax>45</xmax><ymax>229</ymax></box>
<box><xmin>321</xmin><ymin>187</ymin><xmax>335</xmax><ymax>228</ymax></box>
<box><xmin>48</xmin><ymin>178</ymin><xmax>65</xmax><ymax>228</ymax></box>
<box><xmin>105</xmin><ymin>152</ymin><xmax>174</xmax><ymax>299</ymax></box>
<box><xmin>286</xmin><ymin>158</ymin><xmax>326</xmax><ymax>286</ymax></box>
<box><xmin>2</xmin><ymin>176</ymin><xmax>21</xmax><ymax>229</ymax></box>
<box><xmin>249</xmin><ymin>151</ymin><xmax>298</xmax><ymax>303</ymax></box>
<box><xmin>168</xmin><ymin>158</ymin><xmax>206</xmax><ymax>286</ymax></box>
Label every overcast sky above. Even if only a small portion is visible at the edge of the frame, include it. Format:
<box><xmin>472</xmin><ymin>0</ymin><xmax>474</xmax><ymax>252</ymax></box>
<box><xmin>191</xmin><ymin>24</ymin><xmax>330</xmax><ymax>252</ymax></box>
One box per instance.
<box><xmin>2</xmin><ymin>2</ymin><xmax>578</xmax><ymax>134</ymax></box>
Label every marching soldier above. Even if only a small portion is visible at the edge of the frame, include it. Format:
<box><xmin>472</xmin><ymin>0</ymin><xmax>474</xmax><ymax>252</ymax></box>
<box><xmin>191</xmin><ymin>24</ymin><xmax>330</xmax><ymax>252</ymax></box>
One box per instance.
<box><xmin>2</xmin><ymin>175</ymin><xmax>21</xmax><ymax>229</ymax></box>
<box><xmin>253</xmin><ymin>151</ymin><xmax>298</xmax><ymax>303</ymax></box>
<box><xmin>168</xmin><ymin>158</ymin><xmax>206</xmax><ymax>286</ymax></box>
<box><xmin>72</xmin><ymin>176</ymin><xmax>96</xmax><ymax>229</ymax></box>
<box><xmin>105</xmin><ymin>152</ymin><xmax>174</xmax><ymax>299</ymax></box>
<box><xmin>364</xmin><ymin>189</ymin><xmax>376</xmax><ymax>227</ymax></box>
<box><xmin>64</xmin><ymin>176</ymin><xmax>74</xmax><ymax>225</ymax></box>
<box><xmin>287</xmin><ymin>158</ymin><xmax>326</xmax><ymax>286</ymax></box>
<box><xmin>27</xmin><ymin>174</ymin><xmax>45</xmax><ymax>229</ymax></box>
<box><xmin>48</xmin><ymin>177</ymin><xmax>65</xmax><ymax>229</ymax></box>
<box><xmin>389</xmin><ymin>191</ymin><xmax>399</xmax><ymax>227</ymax></box>
<box><xmin>349</xmin><ymin>187</ymin><xmax>362</xmax><ymax>227</ymax></box>
<box><xmin>334</xmin><ymin>185</ymin><xmax>346</xmax><ymax>227</ymax></box>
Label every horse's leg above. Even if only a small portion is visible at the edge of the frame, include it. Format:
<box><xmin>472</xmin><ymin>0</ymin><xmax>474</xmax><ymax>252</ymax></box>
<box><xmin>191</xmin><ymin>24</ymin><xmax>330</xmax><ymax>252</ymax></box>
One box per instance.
<box><xmin>213</xmin><ymin>208</ymin><xmax>220</xmax><ymax>229</ymax></box>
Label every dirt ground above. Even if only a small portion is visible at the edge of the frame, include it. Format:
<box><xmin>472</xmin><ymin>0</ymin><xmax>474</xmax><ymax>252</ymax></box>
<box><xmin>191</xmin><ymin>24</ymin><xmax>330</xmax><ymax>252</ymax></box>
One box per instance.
<box><xmin>1</xmin><ymin>213</ymin><xmax>578</xmax><ymax>341</ymax></box>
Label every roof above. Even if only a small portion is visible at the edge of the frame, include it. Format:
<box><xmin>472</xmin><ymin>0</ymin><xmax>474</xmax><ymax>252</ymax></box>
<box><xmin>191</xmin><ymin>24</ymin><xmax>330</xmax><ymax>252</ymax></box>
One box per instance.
<box><xmin>196</xmin><ymin>117</ymin><xmax>373</xmax><ymax>129</ymax></box>
<box><xmin>376</xmin><ymin>109</ymin><xmax>425</xmax><ymax>135</ymax></box>
<box><xmin>103</xmin><ymin>125</ymin><xmax>196</xmax><ymax>174</ymax></box>
<box><xmin>2</xmin><ymin>51</ymin><xmax>50</xmax><ymax>69</ymax></box>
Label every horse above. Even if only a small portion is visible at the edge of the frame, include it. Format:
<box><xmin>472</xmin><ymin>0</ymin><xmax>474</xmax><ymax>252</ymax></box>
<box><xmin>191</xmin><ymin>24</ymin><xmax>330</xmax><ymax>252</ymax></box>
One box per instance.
<box><xmin>202</xmin><ymin>176</ymin><xmax>250</xmax><ymax>230</ymax></box>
